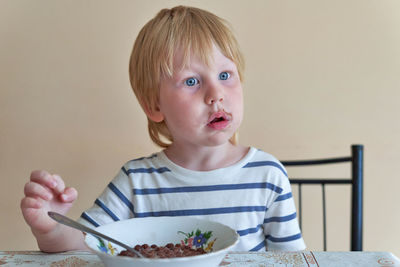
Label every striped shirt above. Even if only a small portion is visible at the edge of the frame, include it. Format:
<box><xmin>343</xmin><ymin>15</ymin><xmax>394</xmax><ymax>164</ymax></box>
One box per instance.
<box><xmin>78</xmin><ymin>147</ymin><xmax>306</xmax><ymax>251</ymax></box>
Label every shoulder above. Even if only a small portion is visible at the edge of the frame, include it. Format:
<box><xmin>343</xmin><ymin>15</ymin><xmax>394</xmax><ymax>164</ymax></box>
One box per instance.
<box><xmin>121</xmin><ymin>152</ymin><xmax>168</xmax><ymax>175</ymax></box>
<box><xmin>243</xmin><ymin>148</ymin><xmax>287</xmax><ymax>177</ymax></box>
<box><xmin>124</xmin><ymin>152</ymin><xmax>159</xmax><ymax>167</ymax></box>
<box><xmin>242</xmin><ymin>148</ymin><xmax>292</xmax><ymax>193</ymax></box>
<box><xmin>106</xmin><ymin>152</ymin><xmax>168</xmax><ymax>186</ymax></box>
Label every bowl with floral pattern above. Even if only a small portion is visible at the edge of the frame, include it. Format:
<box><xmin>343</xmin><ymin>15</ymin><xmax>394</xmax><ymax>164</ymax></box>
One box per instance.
<box><xmin>84</xmin><ymin>216</ymin><xmax>239</xmax><ymax>267</ymax></box>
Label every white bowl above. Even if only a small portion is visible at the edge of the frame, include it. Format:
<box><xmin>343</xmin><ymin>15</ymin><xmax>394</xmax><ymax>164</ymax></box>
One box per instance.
<box><xmin>84</xmin><ymin>216</ymin><xmax>239</xmax><ymax>267</ymax></box>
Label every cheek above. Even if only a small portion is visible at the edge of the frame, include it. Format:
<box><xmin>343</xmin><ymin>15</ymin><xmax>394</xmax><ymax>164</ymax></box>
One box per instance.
<box><xmin>231</xmin><ymin>86</ymin><xmax>243</xmax><ymax>110</ymax></box>
<box><xmin>231</xmin><ymin>87</ymin><xmax>244</xmax><ymax>123</ymax></box>
<box><xmin>161</xmin><ymin>98</ymin><xmax>198</xmax><ymax>127</ymax></box>
<box><xmin>235</xmin><ymin>100</ymin><xmax>244</xmax><ymax>123</ymax></box>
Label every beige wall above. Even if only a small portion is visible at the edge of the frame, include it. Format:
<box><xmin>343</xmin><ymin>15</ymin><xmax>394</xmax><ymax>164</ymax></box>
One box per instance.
<box><xmin>1</xmin><ymin>0</ymin><xmax>399</xmax><ymax>255</ymax></box>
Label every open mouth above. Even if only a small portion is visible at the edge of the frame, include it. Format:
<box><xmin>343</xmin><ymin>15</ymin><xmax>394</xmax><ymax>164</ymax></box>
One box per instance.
<box><xmin>210</xmin><ymin>117</ymin><xmax>226</xmax><ymax>123</ymax></box>
<box><xmin>207</xmin><ymin>111</ymin><xmax>230</xmax><ymax>130</ymax></box>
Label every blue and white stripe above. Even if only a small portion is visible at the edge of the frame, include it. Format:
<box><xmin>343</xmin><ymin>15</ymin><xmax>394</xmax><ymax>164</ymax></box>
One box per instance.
<box><xmin>79</xmin><ymin>147</ymin><xmax>305</xmax><ymax>251</ymax></box>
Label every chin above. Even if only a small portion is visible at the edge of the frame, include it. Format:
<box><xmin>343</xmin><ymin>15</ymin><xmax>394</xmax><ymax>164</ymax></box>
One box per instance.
<box><xmin>204</xmin><ymin>135</ymin><xmax>235</xmax><ymax>147</ymax></box>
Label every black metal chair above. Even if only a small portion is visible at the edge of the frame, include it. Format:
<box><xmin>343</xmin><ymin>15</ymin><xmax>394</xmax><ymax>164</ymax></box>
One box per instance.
<box><xmin>281</xmin><ymin>144</ymin><xmax>363</xmax><ymax>251</ymax></box>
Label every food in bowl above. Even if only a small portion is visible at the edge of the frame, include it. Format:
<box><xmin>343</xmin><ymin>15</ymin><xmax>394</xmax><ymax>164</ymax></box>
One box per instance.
<box><xmin>84</xmin><ymin>216</ymin><xmax>239</xmax><ymax>267</ymax></box>
<box><xmin>118</xmin><ymin>243</ymin><xmax>207</xmax><ymax>258</ymax></box>
<box><xmin>117</xmin><ymin>228</ymin><xmax>213</xmax><ymax>258</ymax></box>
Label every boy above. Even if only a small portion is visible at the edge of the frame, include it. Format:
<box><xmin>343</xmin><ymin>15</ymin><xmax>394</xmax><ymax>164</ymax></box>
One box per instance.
<box><xmin>21</xmin><ymin>6</ymin><xmax>306</xmax><ymax>252</ymax></box>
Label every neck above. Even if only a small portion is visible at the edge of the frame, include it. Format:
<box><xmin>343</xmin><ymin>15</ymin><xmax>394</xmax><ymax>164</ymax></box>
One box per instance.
<box><xmin>164</xmin><ymin>142</ymin><xmax>249</xmax><ymax>171</ymax></box>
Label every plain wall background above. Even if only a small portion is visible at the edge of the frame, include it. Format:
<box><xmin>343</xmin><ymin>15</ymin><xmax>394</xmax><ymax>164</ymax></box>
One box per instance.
<box><xmin>1</xmin><ymin>0</ymin><xmax>399</xmax><ymax>255</ymax></box>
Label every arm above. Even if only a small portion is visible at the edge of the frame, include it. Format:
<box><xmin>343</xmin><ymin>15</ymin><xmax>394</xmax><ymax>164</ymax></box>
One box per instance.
<box><xmin>263</xmin><ymin>176</ymin><xmax>306</xmax><ymax>251</ymax></box>
<box><xmin>21</xmin><ymin>170</ymin><xmax>88</xmax><ymax>252</ymax></box>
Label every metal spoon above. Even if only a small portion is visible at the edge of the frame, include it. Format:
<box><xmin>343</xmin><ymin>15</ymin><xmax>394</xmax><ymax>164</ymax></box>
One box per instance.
<box><xmin>47</xmin><ymin>211</ymin><xmax>143</xmax><ymax>258</ymax></box>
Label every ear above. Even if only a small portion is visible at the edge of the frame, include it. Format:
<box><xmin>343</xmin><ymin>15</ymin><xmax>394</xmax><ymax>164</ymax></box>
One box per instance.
<box><xmin>143</xmin><ymin>104</ymin><xmax>164</xmax><ymax>123</ymax></box>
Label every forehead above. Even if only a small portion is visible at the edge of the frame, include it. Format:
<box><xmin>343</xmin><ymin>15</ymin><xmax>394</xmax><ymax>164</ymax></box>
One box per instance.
<box><xmin>167</xmin><ymin>42</ymin><xmax>237</xmax><ymax>78</ymax></box>
<box><xmin>173</xmin><ymin>43</ymin><xmax>213</xmax><ymax>67</ymax></box>
<box><xmin>150</xmin><ymin>7</ymin><xmax>242</xmax><ymax>80</ymax></box>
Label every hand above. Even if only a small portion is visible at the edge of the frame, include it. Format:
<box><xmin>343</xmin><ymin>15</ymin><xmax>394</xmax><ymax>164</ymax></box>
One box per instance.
<box><xmin>21</xmin><ymin>170</ymin><xmax>78</xmax><ymax>235</ymax></box>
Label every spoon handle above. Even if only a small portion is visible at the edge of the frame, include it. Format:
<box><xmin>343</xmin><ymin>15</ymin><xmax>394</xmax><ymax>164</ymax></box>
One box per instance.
<box><xmin>48</xmin><ymin>211</ymin><xmax>142</xmax><ymax>257</ymax></box>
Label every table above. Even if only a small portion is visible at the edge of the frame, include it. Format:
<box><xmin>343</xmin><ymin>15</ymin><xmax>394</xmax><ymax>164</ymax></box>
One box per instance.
<box><xmin>1</xmin><ymin>251</ymin><xmax>399</xmax><ymax>266</ymax></box>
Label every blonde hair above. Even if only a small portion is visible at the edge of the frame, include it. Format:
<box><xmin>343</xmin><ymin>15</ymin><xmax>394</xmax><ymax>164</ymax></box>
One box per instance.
<box><xmin>129</xmin><ymin>6</ymin><xmax>244</xmax><ymax>147</ymax></box>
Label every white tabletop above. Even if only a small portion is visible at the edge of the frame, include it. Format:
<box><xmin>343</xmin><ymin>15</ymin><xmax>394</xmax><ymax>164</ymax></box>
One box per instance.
<box><xmin>1</xmin><ymin>251</ymin><xmax>399</xmax><ymax>266</ymax></box>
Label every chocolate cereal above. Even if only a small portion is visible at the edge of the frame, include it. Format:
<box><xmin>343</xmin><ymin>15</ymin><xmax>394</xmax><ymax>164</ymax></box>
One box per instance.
<box><xmin>118</xmin><ymin>243</ymin><xmax>207</xmax><ymax>258</ymax></box>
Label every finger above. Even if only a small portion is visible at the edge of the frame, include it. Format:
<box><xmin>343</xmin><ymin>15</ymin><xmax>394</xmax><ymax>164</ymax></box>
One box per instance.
<box><xmin>30</xmin><ymin>170</ymin><xmax>51</xmax><ymax>181</ymax></box>
<box><xmin>60</xmin><ymin>187</ymin><xmax>78</xmax><ymax>203</ymax></box>
<box><xmin>24</xmin><ymin>181</ymin><xmax>53</xmax><ymax>201</ymax></box>
<box><xmin>21</xmin><ymin>196</ymin><xmax>42</xmax><ymax>209</ymax></box>
<box><xmin>51</xmin><ymin>174</ymin><xmax>66</xmax><ymax>195</ymax></box>
<box><xmin>30</xmin><ymin>170</ymin><xmax>57</xmax><ymax>189</ymax></box>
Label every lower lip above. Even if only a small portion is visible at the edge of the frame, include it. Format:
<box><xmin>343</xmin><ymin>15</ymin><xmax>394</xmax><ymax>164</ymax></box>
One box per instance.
<box><xmin>207</xmin><ymin>120</ymin><xmax>230</xmax><ymax>130</ymax></box>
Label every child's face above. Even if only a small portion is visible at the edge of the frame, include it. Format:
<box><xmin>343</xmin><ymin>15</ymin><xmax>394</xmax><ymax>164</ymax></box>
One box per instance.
<box><xmin>157</xmin><ymin>44</ymin><xmax>243</xmax><ymax>148</ymax></box>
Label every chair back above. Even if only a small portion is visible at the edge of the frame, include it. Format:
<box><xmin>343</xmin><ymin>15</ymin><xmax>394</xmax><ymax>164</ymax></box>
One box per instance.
<box><xmin>281</xmin><ymin>144</ymin><xmax>363</xmax><ymax>251</ymax></box>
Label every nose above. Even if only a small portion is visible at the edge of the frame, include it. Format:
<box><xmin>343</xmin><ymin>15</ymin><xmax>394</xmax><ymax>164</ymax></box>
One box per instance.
<box><xmin>205</xmin><ymin>82</ymin><xmax>224</xmax><ymax>105</ymax></box>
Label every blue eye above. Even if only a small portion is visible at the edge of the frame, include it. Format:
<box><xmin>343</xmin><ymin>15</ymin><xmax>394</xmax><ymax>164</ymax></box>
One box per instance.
<box><xmin>219</xmin><ymin>72</ymin><xmax>230</xmax><ymax>80</ymax></box>
<box><xmin>185</xmin><ymin>77</ymin><xmax>198</xmax><ymax>86</ymax></box>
